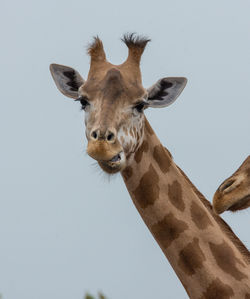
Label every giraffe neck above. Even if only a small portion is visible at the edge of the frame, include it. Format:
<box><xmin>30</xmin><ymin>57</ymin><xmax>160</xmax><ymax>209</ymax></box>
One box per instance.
<box><xmin>121</xmin><ymin>118</ymin><xmax>250</xmax><ymax>299</ymax></box>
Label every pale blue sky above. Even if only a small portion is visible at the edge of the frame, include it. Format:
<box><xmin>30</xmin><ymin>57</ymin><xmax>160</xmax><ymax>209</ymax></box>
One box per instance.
<box><xmin>0</xmin><ymin>0</ymin><xmax>250</xmax><ymax>298</ymax></box>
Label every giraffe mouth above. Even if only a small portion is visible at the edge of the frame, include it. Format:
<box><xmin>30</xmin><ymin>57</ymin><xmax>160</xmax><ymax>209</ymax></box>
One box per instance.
<box><xmin>109</xmin><ymin>153</ymin><xmax>122</xmax><ymax>162</ymax></box>
<box><xmin>228</xmin><ymin>195</ymin><xmax>250</xmax><ymax>212</ymax></box>
<box><xmin>98</xmin><ymin>152</ymin><xmax>125</xmax><ymax>173</ymax></box>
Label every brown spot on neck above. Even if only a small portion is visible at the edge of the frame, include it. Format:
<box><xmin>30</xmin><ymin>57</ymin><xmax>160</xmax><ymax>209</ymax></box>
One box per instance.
<box><xmin>168</xmin><ymin>180</ymin><xmax>185</xmax><ymax>212</ymax></box>
<box><xmin>132</xmin><ymin>164</ymin><xmax>159</xmax><ymax>209</ymax></box>
<box><xmin>134</xmin><ymin>140</ymin><xmax>149</xmax><ymax>164</ymax></box>
<box><xmin>245</xmin><ymin>293</ymin><xmax>250</xmax><ymax>299</ymax></box>
<box><xmin>151</xmin><ymin>213</ymin><xmax>188</xmax><ymax>249</ymax></box>
<box><xmin>153</xmin><ymin>144</ymin><xmax>172</xmax><ymax>173</ymax></box>
<box><xmin>190</xmin><ymin>200</ymin><xmax>213</xmax><ymax>230</ymax></box>
<box><xmin>200</xmin><ymin>278</ymin><xmax>234</xmax><ymax>299</ymax></box>
<box><xmin>176</xmin><ymin>165</ymin><xmax>250</xmax><ymax>264</ymax></box>
<box><xmin>122</xmin><ymin>166</ymin><xmax>133</xmax><ymax>181</ymax></box>
<box><xmin>164</xmin><ymin>146</ymin><xmax>173</xmax><ymax>159</ymax></box>
<box><xmin>209</xmin><ymin>240</ymin><xmax>248</xmax><ymax>281</ymax></box>
<box><xmin>145</xmin><ymin>118</ymin><xmax>154</xmax><ymax>136</ymax></box>
<box><xmin>178</xmin><ymin>237</ymin><xmax>206</xmax><ymax>276</ymax></box>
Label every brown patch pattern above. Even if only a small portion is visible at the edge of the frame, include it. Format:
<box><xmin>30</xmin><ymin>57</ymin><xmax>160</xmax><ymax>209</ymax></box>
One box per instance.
<box><xmin>190</xmin><ymin>200</ymin><xmax>213</xmax><ymax>230</ymax></box>
<box><xmin>245</xmin><ymin>294</ymin><xmax>250</xmax><ymax>299</ymax></box>
<box><xmin>153</xmin><ymin>144</ymin><xmax>171</xmax><ymax>173</ymax></box>
<box><xmin>134</xmin><ymin>140</ymin><xmax>149</xmax><ymax>164</ymax></box>
<box><xmin>122</xmin><ymin>166</ymin><xmax>133</xmax><ymax>181</ymax></box>
<box><xmin>145</xmin><ymin>119</ymin><xmax>154</xmax><ymax>136</ymax></box>
<box><xmin>176</xmin><ymin>165</ymin><xmax>250</xmax><ymax>263</ymax></box>
<box><xmin>168</xmin><ymin>180</ymin><xmax>185</xmax><ymax>211</ymax></box>
<box><xmin>209</xmin><ymin>240</ymin><xmax>248</xmax><ymax>281</ymax></box>
<box><xmin>178</xmin><ymin>237</ymin><xmax>206</xmax><ymax>276</ymax></box>
<box><xmin>200</xmin><ymin>278</ymin><xmax>234</xmax><ymax>299</ymax></box>
<box><xmin>151</xmin><ymin>213</ymin><xmax>188</xmax><ymax>249</ymax></box>
<box><xmin>133</xmin><ymin>164</ymin><xmax>159</xmax><ymax>209</ymax></box>
<box><xmin>164</xmin><ymin>147</ymin><xmax>173</xmax><ymax>159</ymax></box>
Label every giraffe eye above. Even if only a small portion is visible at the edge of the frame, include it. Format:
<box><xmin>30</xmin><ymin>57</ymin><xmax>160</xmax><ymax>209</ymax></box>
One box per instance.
<box><xmin>134</xmin><ymin>102</ymin><xmax>145</xmax><ymax>113</ymax></box>
<box><xmin>77</xmin><ymin>96</ymin><xmax>90</xmax><ymax>110</ymax></box>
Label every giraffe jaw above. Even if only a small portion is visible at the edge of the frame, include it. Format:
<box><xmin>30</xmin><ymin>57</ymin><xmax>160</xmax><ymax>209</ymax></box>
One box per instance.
<box><xmin>228</xmin><ymin>195</ymin><xmax>250</xmax><ymax>212</ymax></box>
<box><xmin>98</xmin><ymin>151</ymin><xmax>126</xmax><ymax>174</ymax></box>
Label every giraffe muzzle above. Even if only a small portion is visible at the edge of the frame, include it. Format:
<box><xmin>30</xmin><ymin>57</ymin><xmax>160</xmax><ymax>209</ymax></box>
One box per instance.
<box><xmin>87</xmin><ymin>140</ymin><xmax>125</xmax><ymax>173</ymax></box>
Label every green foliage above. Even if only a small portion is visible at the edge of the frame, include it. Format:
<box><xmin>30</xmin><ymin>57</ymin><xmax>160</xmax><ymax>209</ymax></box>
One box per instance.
<box><xmin>84</xmin><ymin>293</ymin><xmax>107</xmax><ymax>299</ymax></box>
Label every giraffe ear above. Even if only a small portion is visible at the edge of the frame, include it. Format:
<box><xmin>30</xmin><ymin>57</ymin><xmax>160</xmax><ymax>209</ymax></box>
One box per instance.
<box><xmin>50</xmin><ymin>64</ymin><xmax>85</xmax><ymax>99</ymax></box>
<box><xmin>146</xmin><ymin>77</ymin><xmax>187</xmax><ymax>108</ymax></box>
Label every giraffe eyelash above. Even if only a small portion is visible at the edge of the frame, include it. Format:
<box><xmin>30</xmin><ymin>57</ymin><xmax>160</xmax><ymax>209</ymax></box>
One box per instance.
<box><xmin>76</xmin><ymin>96</ymin><xmax>90</xmax><ymax>110</ymax></box>
<box><xmin>133</xmin><ymin>101</ymin><xmax>146</xmax><ymax>113</ymax></box>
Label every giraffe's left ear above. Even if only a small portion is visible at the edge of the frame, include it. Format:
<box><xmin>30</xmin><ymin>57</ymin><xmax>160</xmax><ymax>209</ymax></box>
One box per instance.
<box><xmin>146</xmin><ymin>77</ymin><xmax>187</xmax><ymax>108</ymax></box>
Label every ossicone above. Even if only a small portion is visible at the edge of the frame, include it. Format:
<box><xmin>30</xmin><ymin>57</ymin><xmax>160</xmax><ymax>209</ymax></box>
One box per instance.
<box><xmin>87</xmin><ymin>36</ymin><xmax>106</xmax><ymax>63</ymax></box>
<box><xmin>121</xmin><ymin>33</ymin><xmax>151</xmax><ymax>65</ymax></box>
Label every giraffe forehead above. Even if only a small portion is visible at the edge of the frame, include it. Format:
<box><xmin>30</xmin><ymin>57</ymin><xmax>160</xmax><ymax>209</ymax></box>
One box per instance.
<box><xmin>81</xmin><ymin>67</ymin><xmax>146</xmax><ymax>105</ymax></box>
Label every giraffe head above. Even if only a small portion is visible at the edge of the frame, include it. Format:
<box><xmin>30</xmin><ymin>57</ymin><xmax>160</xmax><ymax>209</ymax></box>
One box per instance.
<box><xmin>213</xmin><ymin>156</ymin><xmax>250</xmax><ymax>214</ymax></box>
<box><xmin>50</xmin><ymin>34</ymin><xmax>187</xmax><ymax>173</ymax></box>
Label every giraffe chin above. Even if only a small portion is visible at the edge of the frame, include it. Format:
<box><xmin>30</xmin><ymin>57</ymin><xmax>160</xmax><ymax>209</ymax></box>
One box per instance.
<box><xmin>228</xmin><ymin>195</ymin><xmax>250</xmax><ymax>212</ymax></box>
<box><xmin>98</xmin><ymin>152</ymin><xmax>126</xmax><ymax>174</ymax></box>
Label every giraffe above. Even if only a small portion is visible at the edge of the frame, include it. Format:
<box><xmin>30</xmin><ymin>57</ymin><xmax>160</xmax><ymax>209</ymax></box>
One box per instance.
<box><xmin>213</xmin><ymin>156</ymin><xmax>250</xmax><ymax>214</ymax></box>
<box><xmin>50</xmin><ymin>34</ymin><xmax>250</xmax><ymax>299</ymax></box>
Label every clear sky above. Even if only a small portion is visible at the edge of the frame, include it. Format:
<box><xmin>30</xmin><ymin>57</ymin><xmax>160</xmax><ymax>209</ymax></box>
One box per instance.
<box><xmin>0</xmin><ymin>0</ymin><xmax>250</xmax><ymax>298</ymax></box>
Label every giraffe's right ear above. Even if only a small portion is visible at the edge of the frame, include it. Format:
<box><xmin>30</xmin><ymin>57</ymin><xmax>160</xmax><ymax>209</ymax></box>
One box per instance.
<box><xmin>50</xmin><ymin>64</ymin><xmax>85</xmax><ymax>99</ymax></box>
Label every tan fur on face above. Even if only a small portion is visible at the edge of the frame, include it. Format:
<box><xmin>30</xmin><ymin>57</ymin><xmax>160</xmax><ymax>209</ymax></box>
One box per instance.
<box><xmin>213</xmin><ymin>156</ymin><xmax>250</xmax><ymax>214</ymax></box>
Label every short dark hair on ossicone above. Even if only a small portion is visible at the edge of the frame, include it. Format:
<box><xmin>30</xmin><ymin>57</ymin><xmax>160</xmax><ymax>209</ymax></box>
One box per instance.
<box><xmin>121</xmin><ymin>32</ymin><xmax>151</xmax><ymax>50</ymax></box>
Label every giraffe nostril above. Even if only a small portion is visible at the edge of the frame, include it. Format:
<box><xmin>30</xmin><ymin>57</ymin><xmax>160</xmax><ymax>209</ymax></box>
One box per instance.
<box><xmin>90</xmin><ymin>129</ymin><xmax>116</xmax><ymax>142</ymax></box>
<box><xmin>106</xmin><ymin>131</ymin><xmax>116</xmax><ymax>142</ymax></box>
<box><xmin>107</xmin><ymin>133</ymin><xmax>114</xmax><ymax>141</ymax></box>
<box><xmin>91</xmin><ymin>130</ymin><xmax>98</xmax><ymax>140</ymax></box>
<box><xmin>220</xmin><ymin>179</ymin><xmax>235</xmax><ymax>192</ymax></box>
